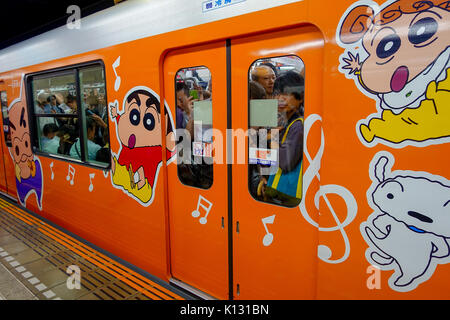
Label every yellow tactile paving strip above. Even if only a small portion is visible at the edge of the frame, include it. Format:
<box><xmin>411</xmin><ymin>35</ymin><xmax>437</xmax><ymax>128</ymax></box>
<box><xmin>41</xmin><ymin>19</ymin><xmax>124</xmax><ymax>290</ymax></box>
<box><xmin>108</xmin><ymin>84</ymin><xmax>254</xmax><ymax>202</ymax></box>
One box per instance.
<box><xmin>0</xmin><ymin>197</ymin><xmax>185</xmax><ymax>300</ymax></box>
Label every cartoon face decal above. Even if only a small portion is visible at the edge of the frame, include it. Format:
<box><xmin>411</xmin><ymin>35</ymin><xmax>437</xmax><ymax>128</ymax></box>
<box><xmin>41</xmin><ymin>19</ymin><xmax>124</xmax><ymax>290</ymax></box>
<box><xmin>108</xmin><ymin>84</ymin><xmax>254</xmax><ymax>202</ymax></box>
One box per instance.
<box><xmin>8</xmin><ymin>78</ymin><xmax>43</xmax><ymax>209</ymax></box>
<box><xmin>10</xmin><ymin>103</ymin><xmax>33</xmax><ymax>179</ymax></box>
<box><xmin>117</xmin><ymin>90</ymin><xmax>166</xmax><ymax>149</ymax></box>
<box><xmin>361</xmin><ymin>151</ymin><xmax>450</xmax><ymax>292</ymax></box>
<box><xmin>337</xmin><ymin>0</ymin><xmax>450</xmax><ymax>147</ymax></box>
<box><xmin>109</xmin><ymin>86</ymin><xmax>175</xmax><ymax>205</ymax></box>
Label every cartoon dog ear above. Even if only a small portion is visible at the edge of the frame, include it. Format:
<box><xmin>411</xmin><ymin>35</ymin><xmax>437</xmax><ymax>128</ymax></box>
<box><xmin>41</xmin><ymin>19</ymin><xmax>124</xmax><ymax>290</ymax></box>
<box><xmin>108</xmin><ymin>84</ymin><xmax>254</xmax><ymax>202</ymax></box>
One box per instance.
<box><xmin>374</xmin><ymin>156</ymin><xmax>389</xmax><ymax>183</ymax></box>
<box><xmin>339</xmin><ymin>5</ymin><xmax>375</xmax><ymax>44</ymax></box>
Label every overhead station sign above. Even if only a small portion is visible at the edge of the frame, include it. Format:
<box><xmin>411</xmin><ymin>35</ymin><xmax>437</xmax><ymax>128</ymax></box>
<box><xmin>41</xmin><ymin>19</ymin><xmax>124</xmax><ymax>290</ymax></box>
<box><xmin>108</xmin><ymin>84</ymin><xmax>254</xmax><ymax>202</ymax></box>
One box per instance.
<box><xmin>202</xmin><ymin>0</ymin><xmax>246</xmax><ymax>12</ymax></box>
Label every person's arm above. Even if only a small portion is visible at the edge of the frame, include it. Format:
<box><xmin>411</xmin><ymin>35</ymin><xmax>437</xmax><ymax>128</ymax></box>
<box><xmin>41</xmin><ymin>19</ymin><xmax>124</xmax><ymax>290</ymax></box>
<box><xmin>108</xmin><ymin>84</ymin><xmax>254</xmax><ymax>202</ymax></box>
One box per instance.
<box><xmin>184</xmin><ymin>97</ymin><xmax>194</xmax><ymax>138</ymax></box>
<box><xmin>278</xmin><ymin>121</ymin><xmax>304</xmax><ymax>172</ymax></box>
<box><xmin>90</xmin><ymin>113</ymin><xmax>107</xmax><ymax>129</ymax></box>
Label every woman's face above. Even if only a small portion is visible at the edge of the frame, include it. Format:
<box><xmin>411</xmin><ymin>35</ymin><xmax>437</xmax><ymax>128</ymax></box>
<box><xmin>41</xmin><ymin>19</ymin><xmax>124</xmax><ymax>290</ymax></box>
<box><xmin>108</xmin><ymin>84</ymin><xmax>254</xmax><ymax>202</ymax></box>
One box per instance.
<box><xmin>277</xmin><ymin>93</ymin><xmax>301</xmax><ymax>113</ymax></box>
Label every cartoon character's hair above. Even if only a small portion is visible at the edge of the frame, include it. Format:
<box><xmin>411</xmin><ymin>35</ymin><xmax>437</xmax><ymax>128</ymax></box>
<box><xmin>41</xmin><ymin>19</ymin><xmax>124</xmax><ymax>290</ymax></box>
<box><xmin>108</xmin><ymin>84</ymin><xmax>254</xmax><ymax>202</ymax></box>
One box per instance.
<box><xmin>339</xmin><ymin>0</ymin><xmax>450</xmax><ymax>44</ymax></box>
<box><xmin>125</xmin><ymin>89</ymin><xmax>173</xmax><ymax>134</ymax></box>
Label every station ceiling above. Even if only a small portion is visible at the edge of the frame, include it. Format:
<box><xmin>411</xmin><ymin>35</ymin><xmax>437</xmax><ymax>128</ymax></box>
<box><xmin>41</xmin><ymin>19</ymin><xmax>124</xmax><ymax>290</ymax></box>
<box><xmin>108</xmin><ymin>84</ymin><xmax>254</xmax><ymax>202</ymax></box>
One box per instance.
<box><xmin>0</xmin><ymin>0</ymin><xmax>118</xmax><ymax>50</ymax></box>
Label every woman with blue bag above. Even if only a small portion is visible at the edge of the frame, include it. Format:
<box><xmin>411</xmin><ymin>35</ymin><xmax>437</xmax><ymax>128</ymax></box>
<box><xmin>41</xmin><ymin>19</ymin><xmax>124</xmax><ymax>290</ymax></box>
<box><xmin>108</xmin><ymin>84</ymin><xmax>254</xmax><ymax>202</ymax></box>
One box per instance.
<box><xmin>259</xmin><ymin>71</ymin><xmax>304</xmax><ymax>206</ymax></box>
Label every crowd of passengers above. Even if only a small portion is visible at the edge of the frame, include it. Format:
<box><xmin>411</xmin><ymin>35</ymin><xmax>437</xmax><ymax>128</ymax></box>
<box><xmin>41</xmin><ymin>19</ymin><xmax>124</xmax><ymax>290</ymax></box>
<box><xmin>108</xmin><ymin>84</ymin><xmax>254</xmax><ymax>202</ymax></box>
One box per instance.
<box><xmin>175</xmin><ymin>70</ymin><xmax>213</xmax><ymax>189</ymax></box>
<box><xmin>248</xmin><ymin>62</ymin><xmax>305</xmax><ymax>205</ymax></box>
<box><xmin>174</xmin><ymin>62</ymin><xmax>304</xmax><ymax>205</ymax></box>
<box><xmin>36</xmin><ymin>89</ymin><xmax>109</xmax><ymax>163</ymax></box>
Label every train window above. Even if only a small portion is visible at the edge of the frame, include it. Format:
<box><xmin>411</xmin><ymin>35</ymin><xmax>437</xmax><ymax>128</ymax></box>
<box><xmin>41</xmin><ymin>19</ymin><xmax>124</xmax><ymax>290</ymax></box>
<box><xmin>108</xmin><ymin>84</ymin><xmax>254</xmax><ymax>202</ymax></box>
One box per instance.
<box><xmin>175</xmin><ymin>66</ymin><xmax>213</xmax><ymax>189</ymax></box>
<box><xmin>28</xmin><ymin>62</ymin><xmax>110</xmax><ymax>168</ymax></box>
<box><xmin>31</xmin><ymin>72</ymin><xmax>80</xmax><ymax>158</ymax></box>
<box><xmin>248</xmin><ymin>56</ymin><xmax>305</xmax><ymax>207</ymax></box>
<box><xmin>1</xmin><ymin>91</ymin><xmax>11</xmax><ymax>147</ymax></box>
<box><xmin>79</xmin><ymin>66</ymin><xmax>109</xmax><ymax>165</ymax></box>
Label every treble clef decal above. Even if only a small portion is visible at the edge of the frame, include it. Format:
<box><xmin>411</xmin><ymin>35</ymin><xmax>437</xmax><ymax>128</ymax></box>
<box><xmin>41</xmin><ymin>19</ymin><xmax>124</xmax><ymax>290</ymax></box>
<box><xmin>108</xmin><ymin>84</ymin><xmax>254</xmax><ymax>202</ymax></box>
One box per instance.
<box><xmin>300</xmin><ymin>114</ymin><xmax>358</xmax><ymax>264</ymax></box>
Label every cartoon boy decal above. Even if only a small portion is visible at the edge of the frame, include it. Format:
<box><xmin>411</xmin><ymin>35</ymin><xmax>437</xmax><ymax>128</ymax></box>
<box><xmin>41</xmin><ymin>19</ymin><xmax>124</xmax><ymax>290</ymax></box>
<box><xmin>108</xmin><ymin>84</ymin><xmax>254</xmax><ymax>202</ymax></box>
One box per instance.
<box><xmin>362</xmin><ymin>151</ymin><xmax>450</xmax><ymax>292</ymax></box>
<box><xmin>110</xmin><ymin>87</ymin><xmax>175</xmax><ymax>205</ymax></box>
<box><xmin>9</xmin><ymin>88</ymin><xmax>43</xmax><ymax>209</ymax></box>
<box><xmin>337</xmin><ymin>0</ymin><xmax>450</xmax><ymax>146</ymax></box>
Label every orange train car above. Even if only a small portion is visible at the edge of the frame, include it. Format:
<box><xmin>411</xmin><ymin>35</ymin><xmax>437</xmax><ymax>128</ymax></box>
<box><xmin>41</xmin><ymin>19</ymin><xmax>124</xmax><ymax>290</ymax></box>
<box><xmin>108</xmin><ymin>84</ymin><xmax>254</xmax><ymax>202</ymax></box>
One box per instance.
<box><xmin>0</xmin><ymin>0</ymin><xmax>449</xmax><ymax>299</ymax></box>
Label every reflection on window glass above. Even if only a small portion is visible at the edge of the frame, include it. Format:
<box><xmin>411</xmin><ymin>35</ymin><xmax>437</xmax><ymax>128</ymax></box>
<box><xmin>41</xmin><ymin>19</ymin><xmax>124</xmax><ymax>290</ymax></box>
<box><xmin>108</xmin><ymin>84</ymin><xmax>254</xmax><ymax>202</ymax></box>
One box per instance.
<box><xmin>29</xmin><ymin>63</ymin><xmax>110</xmax><ymax>167</ymax></box>
<box><xmin>248</xmin><ymin>56</ymin><xmax>305</xmax><ymax>207</ymax></box>
<box><xmin>1</xmin><ymin>91</ymin><xmax>11</xmax><ymax>147</ymax></box>
<box><xmin>78</xmin><ymin>66</ymin><xmax>109</xmax><ymax>165</ymax></box>
<box><xmin>33</xmin><ymin>73</ymin><xmax>76</xmax><ymax>115</ymax></box>
<box><xmin>32</xmin><ymin>73</ymin><xmax>80</xmax><ymax>157</ymax></box>
<box><xmin>175</xmin><ymin>66</ymin><xmax>213</xmax><ymax>189</ymax></box>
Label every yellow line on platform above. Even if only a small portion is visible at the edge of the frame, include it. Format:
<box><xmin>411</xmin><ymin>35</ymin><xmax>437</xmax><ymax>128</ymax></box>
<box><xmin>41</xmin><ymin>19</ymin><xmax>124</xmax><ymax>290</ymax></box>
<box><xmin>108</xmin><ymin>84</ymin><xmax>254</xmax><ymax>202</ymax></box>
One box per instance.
<box><xmin>0</xmin><ymin>198</ymin><xmax>184</xmax><ymax>300</ymax></box>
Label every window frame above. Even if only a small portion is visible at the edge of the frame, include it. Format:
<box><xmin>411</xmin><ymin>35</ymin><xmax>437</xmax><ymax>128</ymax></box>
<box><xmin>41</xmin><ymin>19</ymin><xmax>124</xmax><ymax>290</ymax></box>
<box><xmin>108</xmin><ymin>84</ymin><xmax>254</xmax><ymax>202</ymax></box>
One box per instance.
<box><xmin>174</xmin><ymin>65</ymin><xmax>214</xmax><ymax>190</ymax></box>
<box><xmin>1</xmin><ymin>90</ymin><xmax>11</xmax><ymax>147</ymax></box>
<box><xmin>246</xmin><ymin>54</ymin><xmax>305</xmax><ymax>208</ymax></box>
<box><xmin>25</xmin><ymin>59</ymin><xmax>111</xmax><ymax>169</ymax></box>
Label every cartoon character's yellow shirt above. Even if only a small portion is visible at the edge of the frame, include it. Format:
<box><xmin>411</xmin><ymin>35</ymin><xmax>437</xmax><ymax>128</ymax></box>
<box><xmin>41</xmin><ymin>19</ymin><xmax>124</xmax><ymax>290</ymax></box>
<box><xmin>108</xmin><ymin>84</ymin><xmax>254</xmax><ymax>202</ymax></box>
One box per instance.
<box><xmin>360</xmin><ymin>68</ymin><xmax>450</xmax><ymax>144</ymax></box>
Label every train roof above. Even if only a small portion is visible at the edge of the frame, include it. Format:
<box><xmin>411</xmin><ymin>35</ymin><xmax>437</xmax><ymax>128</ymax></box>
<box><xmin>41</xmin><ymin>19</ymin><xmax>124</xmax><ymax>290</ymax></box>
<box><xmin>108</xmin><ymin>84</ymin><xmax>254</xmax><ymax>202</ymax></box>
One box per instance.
<box><xmin>0</xmin><ymin>0</ymin><xmax>300</xmax><ymax>74</ymax></box>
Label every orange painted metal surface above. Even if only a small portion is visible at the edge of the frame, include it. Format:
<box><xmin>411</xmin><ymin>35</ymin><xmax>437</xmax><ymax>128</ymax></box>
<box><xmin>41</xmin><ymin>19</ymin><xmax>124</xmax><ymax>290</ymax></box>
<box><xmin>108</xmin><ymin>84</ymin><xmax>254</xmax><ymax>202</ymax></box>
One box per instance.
<box><xmin>231</xmin><ymin>26</ymin><xmax>324</xmax><ymax>299</ymax></box>
<box><xmin>164</xmin><ymin>42</ymin><xmax>229</xmax><ymax>299</ymax></box>
<box><xmin>0</xmin><ymin>0</ymin><xmax>447</xmax><ymax>299</ymax></box>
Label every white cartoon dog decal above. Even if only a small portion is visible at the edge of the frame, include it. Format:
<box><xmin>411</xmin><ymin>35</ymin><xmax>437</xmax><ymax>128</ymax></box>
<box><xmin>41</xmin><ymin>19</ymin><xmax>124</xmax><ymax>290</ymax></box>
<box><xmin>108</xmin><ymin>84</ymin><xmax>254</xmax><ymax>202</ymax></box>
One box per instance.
<box><xmin>337</xmin><ymin>0</ymin><xmax>450</xmax><ymax>147</ymax></box>
<box><xmin>361</xmin><ymin>151</ymin><xmax>450</xmax><ymax>292</ymax></box>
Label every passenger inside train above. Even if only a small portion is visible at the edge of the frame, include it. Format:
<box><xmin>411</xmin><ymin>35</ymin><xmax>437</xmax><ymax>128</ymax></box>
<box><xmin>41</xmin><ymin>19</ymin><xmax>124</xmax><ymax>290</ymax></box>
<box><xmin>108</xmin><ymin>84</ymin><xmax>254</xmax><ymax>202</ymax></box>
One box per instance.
<box><xmin>175</xmin><ymin>66</ymin><xmax>213</xmax><ymax>189</ymax></box>
<box><xmin>249</xmin><ymin>56</ymin><xmax>305</xmax><ymax>207</ymax></box>
<box><xmin>251</xmin><ymin>64</ymin><xmax>277</xmax><ymax>99</ymax></box>
<box><xmin>41</xmin><ymin>123</ymin><xmax>60</xmax><ymax>154</ymax></box>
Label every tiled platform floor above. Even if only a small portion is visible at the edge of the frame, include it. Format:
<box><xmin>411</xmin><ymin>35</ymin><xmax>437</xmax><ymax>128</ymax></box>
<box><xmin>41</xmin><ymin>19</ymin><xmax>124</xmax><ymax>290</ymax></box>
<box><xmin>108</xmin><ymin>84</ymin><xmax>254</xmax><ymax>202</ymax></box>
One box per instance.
<box><xmin>0</xmin><ymin>196</ymin><xmax>190</xmax><ymax>300</ymax></box>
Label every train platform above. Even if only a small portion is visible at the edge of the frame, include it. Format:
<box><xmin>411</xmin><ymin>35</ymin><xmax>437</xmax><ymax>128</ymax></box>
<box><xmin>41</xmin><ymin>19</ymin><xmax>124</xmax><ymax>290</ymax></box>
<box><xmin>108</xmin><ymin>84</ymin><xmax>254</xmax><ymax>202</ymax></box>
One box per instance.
<box><xmin>0</xmin><ymin>196</ymin><xmax>194</xmax><ymax>300</ymax></box>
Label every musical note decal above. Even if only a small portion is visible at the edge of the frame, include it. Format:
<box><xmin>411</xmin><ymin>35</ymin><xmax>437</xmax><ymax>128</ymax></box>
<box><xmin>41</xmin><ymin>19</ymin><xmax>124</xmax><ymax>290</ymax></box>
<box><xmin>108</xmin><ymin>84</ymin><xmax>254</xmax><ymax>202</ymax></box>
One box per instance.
<box><xmin>66</xmin><ymin>164</ymin><xmax>75</xmax><ymax>186</ymax></box>
<box><xmin>299</xmin><ymin>114</ymin><xmax>358</xmax><ymax>264</ymax></box>
<box><xmin>49</xmin><ymin>162</ymin><xmax>54</xmax><ymax>180</ymax></box>
<box><xmin>191</xmin><ymin>195</ymin><xmax>213</xmax><ymax>225</ymax></box>
<box><xmin>88</xmin><ymin>173</ymin><xmax>95</xmax><ymax>192</ymax></box>
<box><xmin>261</xmin><ymin>215</ymin><xmax>276</xmax><ymax>247</ymax></box>
<box><xmin>112</xmin><ymin>56</ymin><xmax>121</xmax><ymax>92</ymax></box>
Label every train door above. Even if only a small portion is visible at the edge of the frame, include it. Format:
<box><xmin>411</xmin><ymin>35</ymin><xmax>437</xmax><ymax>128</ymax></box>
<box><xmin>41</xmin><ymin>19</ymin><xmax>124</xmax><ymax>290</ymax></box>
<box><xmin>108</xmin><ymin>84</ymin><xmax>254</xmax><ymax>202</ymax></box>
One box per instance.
<box><xmin>0</xmin><ymin>85</ymin><xmax>10</xmax><ymax>194</ymax></box>
<box><xmin>231</xmin><ymin>26</ymin><xmax>324</xmax><ymax>299</ymax></box>
<box><xmin>163</xmin><ymin>42</ymin><xmax>229</xmax><ymax>299</ymax></box>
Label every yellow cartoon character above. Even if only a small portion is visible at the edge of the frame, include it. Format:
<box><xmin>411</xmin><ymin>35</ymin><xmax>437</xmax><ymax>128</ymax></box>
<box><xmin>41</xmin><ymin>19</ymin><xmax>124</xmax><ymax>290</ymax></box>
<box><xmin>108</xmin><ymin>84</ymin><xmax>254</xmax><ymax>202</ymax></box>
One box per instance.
<box><xmin>337</xmin><ymin>0</ymin><xmax>450</xmax><ymax>146</ymax></box>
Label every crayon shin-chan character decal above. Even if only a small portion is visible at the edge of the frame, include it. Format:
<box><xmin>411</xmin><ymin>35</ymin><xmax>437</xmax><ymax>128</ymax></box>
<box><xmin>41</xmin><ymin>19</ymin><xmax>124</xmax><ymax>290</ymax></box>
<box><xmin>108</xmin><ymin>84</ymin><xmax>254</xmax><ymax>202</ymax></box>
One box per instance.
<box><xmin>337</xmin><ymin>0</ymin><xmax>450</xmax><ymax>147</ymax></box>
<box><xmin>109</xmin><ymin>87</ymin><xmax>176</xmax><ymax>206</ymax></box>
<box><xmin>9</xmin><ymin>80</ymin><xmax>43</xmax><ymax>209</ymax></box>
<box><xmin>362</xmin><ymin>151</ymin><xmax>450</xmax><ymax>292</ymax></box>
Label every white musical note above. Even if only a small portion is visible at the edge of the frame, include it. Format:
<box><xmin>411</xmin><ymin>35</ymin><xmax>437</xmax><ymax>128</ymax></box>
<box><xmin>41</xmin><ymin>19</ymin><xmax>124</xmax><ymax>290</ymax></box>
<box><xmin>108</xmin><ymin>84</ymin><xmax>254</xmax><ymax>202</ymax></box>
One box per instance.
<box><xmin>299</xmin><ymin>114</ymin><xmax>357</xmax><ymax>264</ymax></box>
<box><xmin>66</xmin><ymin>165</ymin><xmax>75</xmax><ymax>186</ymax></box>
<box><xmin>88</xmin><ymin>173</ymin><xmax>95</xmax><ymax>192</ymax></box>
<box><xmin>49</xmin><ymin>162</ymin><xmax>54</xmax><ymax>180</ymax></box>
<box><xmin>112</xmin><ymin>56</ymin><xmax>121</xmax><ymax>91</ymax></box>
<box><xmin>262</xmin><ymin>215</ymin><xmax>276</xmax><ymax>246</ymax></box>
<box><xmin>191</xmin><ymin>195</ymin><xmax>213</xmax><ymax>225</ymax></box>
